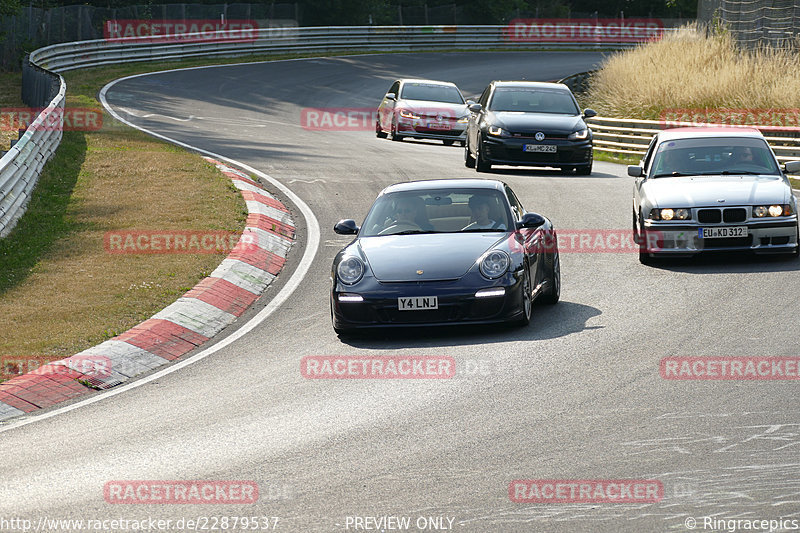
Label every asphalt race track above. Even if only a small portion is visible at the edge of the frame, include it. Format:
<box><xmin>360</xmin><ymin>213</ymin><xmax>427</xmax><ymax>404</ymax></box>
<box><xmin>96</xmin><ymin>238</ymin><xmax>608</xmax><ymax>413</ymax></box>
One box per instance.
<box><xmin>2</xmin><ymin>52</ymin><xmax>800</xmax><ymax>533</ymax></box>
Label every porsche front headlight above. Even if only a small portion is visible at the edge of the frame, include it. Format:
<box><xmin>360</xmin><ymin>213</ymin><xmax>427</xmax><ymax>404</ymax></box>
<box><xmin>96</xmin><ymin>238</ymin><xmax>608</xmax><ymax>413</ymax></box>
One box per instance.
<box><xmin>337</xmin><ymin>257</ymin><xmax>365</xmax><ymax>284</ymax></box>
<box><xmin>479</xmin><ymin>250</ymin><xmax>510</xmax><ymax>279</ymax></box>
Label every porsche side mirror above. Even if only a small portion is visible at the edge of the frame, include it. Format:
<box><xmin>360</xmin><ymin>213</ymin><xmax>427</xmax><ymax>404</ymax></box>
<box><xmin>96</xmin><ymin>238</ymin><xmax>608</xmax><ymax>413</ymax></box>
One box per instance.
<box><xmin>784</xmin><ymin>161</ymin><xmax>800</xmax><ymax>174</ymax></box>
<box><xmin>334</xmin><ymin>219</ymin><xmax>359</xmax><ymax>235</ymax></box>
<box><xmin>518</xmin><ymin>213</ymin><xmax>546</xmax><ymax>229</ymax></box>
<box><xmin>628</xmin><ymin>165</ymin><xmax>644</xmax><ymax>177</ymax></box>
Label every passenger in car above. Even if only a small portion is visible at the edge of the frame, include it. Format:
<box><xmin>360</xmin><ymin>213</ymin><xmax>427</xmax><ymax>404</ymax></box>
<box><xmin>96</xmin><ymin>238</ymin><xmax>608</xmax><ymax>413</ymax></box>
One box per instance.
<box><xmin>462</xmin><ymin>195</ymin><xmax>507</xmax><ymax>230</ymax></box>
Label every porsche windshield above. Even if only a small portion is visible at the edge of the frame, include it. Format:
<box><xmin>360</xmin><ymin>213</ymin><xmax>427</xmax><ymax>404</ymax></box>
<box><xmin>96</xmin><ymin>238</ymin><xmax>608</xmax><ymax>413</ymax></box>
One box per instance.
<box><xmin>361</xmin><ymin>189</ymin><xmax>512</xmax><ymax>237</ymax></box>
<box><xmin>651</xmin><ymin>137</ymin><xmax>781</xmax><ymax>177</ymax></box>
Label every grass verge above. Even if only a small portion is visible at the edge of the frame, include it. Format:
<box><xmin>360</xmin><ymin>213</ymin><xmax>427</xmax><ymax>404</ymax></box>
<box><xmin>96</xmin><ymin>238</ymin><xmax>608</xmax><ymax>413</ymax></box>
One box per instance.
<box><xmin>587</xmin><ymin>24</ymin><xmax>800</xmax><ymax>121</ymax></box>
<box><xmin>593</xmin><ymin>150</ymin><xmax>640</xmax><ymax>166</ymax></box>
<box><xmin>0</xmin><ymin>72</ymin><xmax>24</xmax><ymax>153</ymax></box>
<box><xmin>0</xmin><ymin>65</ymin><xmax>247</xmax><ymax>361</ymax></box>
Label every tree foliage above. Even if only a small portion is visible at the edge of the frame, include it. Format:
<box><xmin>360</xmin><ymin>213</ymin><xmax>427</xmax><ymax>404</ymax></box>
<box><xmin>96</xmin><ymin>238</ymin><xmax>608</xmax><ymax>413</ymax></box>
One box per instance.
<box><xmin>0</xmin><ymin>0</ymin><xmax>21</xmax><ymax>17</ymax></box>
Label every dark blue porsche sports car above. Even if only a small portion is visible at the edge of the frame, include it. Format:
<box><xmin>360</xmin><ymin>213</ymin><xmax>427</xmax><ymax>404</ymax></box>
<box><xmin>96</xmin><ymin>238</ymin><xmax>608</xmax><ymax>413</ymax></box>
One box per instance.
<box><xmin>330</xmin><ymin>179</ymin><xmax>560</xmax><ymax>334</ymax></box>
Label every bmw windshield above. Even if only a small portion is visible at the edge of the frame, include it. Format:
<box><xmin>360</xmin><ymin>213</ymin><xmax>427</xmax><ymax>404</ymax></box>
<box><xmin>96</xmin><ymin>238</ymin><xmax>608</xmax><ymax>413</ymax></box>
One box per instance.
<box><xmin>651</xmin><ymin>137</ymin><xmax>781</xmax><ymax>178</ymax></box>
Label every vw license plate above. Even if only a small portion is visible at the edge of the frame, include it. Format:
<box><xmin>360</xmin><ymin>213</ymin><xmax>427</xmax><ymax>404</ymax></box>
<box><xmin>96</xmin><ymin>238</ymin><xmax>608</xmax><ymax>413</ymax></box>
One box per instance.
<box><xmin>398</xmin><ymin>296</ymin><xmax>438</xmax><ymax>311</ymax></box>
<box><xmin>426</xmin><ymin>122</ymin><xmax>451</xmax><ymax>130</ymax></box>
<box><xmin>699</xmin><ymin>226</ymin><xmax>748</xmax><ymax>238</ymax></box>
<box><xmin>524</xmin><ymin>144</ymin><xmax>557</xmax><ymax>153</ymax></box>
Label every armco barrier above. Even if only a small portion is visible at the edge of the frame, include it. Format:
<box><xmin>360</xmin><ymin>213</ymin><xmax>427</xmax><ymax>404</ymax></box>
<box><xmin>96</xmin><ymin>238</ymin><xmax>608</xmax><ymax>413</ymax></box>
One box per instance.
<box><xmin>557</xmin><ymin>71</ymin><xmax>800</xmax><ymax>165</ymax></box>
<box><xmin>29</xmin><ymin>25</ymin><xmax>661</xmax><ymax>73</ymax></box>
<box><xmin>587</xmin><ymin>116</ymin><xmax>800</xmax><ymax>164</ymax></box>
<box><xmin>0</xmin><ymin>60</ymin><xmax>64</xmax><ymax>238</ymax></box>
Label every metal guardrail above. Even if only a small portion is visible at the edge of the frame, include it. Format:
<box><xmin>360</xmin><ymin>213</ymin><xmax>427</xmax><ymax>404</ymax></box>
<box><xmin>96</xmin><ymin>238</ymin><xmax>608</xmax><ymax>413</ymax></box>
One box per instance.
<box><xmin>30</xmin><ymin>25</ymin><xmax>659</xmax><ymax>73</ymax></box>
<box><xmin>588</xmin><ymin>116</ymin><xmax>800</xmax><ymax>164</ymax></box>
<box><xmin>0</xmin><ymin>63</ymin><xmax>64</xmax><ymax>238</ymax></box>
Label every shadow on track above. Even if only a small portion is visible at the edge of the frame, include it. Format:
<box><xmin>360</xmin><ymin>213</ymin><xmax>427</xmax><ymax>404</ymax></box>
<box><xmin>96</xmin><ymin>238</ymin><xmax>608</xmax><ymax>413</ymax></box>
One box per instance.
<box><xmin>645</xmin><ymin>252</ymin><xmax>800</xmax><ymax>274</ymax></box>
<box><xmin>336</xmin><ymin>300</ymin><xmax>602</xmax><ymax>348</ymax></box>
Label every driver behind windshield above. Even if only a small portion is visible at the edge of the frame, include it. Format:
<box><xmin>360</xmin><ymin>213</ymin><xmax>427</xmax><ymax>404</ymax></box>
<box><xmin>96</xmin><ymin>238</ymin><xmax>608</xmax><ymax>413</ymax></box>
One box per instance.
<box><xmin>376</xmin><ymin>196</ymin><xmax>433</xmax><ymax>234</ymax></box>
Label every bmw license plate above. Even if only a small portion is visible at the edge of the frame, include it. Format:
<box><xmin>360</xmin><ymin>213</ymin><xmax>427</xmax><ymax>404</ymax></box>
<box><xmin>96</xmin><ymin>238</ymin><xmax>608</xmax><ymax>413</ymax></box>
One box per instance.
<box><xmin>524</xmin><ymin>144</ymin><xmax>557</xmax><ymax>153</ymax></box>
<box><xmin>699</xmin><ymin>226</ymin><xmax>748</xmax><ymax>238</ymax></box>
<box><xmin>398</xmin><ymin>296</ymin><xmax>438</xmax><ymax>310</ymax></box>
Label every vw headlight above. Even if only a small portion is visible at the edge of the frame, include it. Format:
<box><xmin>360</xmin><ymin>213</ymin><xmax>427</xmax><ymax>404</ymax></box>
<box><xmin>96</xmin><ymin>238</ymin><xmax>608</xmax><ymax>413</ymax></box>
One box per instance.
<box><xmin>399</xmin><ymin>109</ymin><xmax>420</xmax><ymax>120</ymax></box>
<box><xmin>337</xmin><ymin>257</ymin><xmax>365</xmax><ymax>285</ymax></box>
<box><xmin>479</xmin><ymin>250</ymin><xmax>510</xmax><ymax>279</ymax></box>
<box><xmin>457</xmin><ymin>116</ymin><xmax>469</xmax><ymax>123</ymax></box>
<box><xmin>753</xmin><ymin>204</ymin><xmax>792</xmax><ymax>217</ymax></box>
<box><xmin>567</xmin><ymin>128</ymin><xmax>589</xmax><ymax>140</ymax></box>
<box><xmin>487</xmin><ymin>125</ymin><xmax>505</xmax><ymax>137</ymax></box>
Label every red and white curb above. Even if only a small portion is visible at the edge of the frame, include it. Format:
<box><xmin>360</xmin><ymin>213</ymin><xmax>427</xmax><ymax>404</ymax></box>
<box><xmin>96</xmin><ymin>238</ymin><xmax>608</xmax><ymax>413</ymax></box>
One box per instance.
<box><xmin>0</xmin><ymin>157</ymin><xmax>294</xmax><ymax>421</ymax></box>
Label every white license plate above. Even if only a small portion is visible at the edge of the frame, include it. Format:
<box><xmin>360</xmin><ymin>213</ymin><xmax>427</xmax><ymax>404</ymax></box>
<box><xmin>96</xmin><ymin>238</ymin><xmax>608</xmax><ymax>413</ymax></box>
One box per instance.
<box><xmin>699</xmin><ymin>226</ymin><xmax>748</xmax><ymax>238</ymax></box>
<box><xmin>426</xmin><ymin>122</ymin><xmax>451</xmax><ymax>130</ymax></box>
<box><xmin>523</xmin><ymin>144</ymin><xmax>557</xmax><ymax>153</ymax></box>
<box><xmin>398</xmin><ymin>296</ymin><xmax>438</xmax><ymax>311</ymax></box>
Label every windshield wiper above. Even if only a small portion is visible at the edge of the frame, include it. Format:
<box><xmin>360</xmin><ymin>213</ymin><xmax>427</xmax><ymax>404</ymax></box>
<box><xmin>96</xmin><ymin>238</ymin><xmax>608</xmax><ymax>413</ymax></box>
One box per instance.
<box><xmin>651</xmin><ymin>172</ymin><xmax>688</xmax><ymax>178</ymax></box>
<box><xmin>461</xmin><ymin>228</ymin><xmax>507</xmax><ymax>232</ymax></box>
<box><xmin>720</xmin><ymin>170</ymin><xmax>763</xmax><ymax>175</ymax></box>
<box><xmin>392</xmin><ymin>229</ymin><xmax>443</xmax><ymax>235</ymax></box>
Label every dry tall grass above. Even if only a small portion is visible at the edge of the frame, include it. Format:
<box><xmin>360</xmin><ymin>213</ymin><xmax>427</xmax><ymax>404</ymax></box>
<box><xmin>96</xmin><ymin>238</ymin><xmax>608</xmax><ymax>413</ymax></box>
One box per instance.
<box><xmin>588</xmin><ymin>25</ymin><xmax>800</xmax><ymax>120</ymax></box>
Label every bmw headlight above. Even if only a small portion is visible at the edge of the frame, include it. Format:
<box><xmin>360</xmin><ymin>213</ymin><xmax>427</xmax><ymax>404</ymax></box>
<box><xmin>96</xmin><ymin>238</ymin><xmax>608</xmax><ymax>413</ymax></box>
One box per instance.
<box><xmin>753</xmin><ymin>204</ymin><xmax>793</xmax><ymax>217</ymax></box>
<box><xmin>487</xmin><ymin>125</ymin><xmax>505</xmax><ymax>137</ymax></box>
<box><xmin>567</xmin><ymin>128</ymin><xmax>589</xmax><ymax>140</ymax></box>
<box><xmin>479</xmin><ymin>250</ymin><xmax>510</xmax><ymax>279</ymax></box>
<box><xmin>648</xmin><ymin>208</ymin><xmax>691</xmax><ymax>221</ymax></box>
<box><xmin>337</xmin><ymin>256</ymin><xmax>365</xmax><ymax>285</ymax></box>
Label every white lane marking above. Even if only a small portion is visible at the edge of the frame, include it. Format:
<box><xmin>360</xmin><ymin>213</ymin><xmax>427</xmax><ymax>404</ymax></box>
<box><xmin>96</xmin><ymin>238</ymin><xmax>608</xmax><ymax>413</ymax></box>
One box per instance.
<box><xmin>117</xmin><ymin>106</ymin><xmax>199</xmax><ymax>122</ymax></box>
<box><xmin>118</xmin><ymin>105</ymin><xmax>302</xmax><ymax>129</ymax></box>
<box><xmin>0</xmin><ymin>68</ymin><xmax>321</xmax><ymax>433</ymax></box>
<box><xmin>288</xmin><ymin>178</ymin><xmax>326</xmax><ymax>184</ymax></box>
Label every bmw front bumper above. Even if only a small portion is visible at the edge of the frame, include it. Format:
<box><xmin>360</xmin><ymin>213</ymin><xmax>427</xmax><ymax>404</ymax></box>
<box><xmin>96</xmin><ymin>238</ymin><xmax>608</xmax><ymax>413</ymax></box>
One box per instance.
<box><xmin>641</xmin><ymin>217</ymin><xmax>799</xmax><ymax>255</ymax></box>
